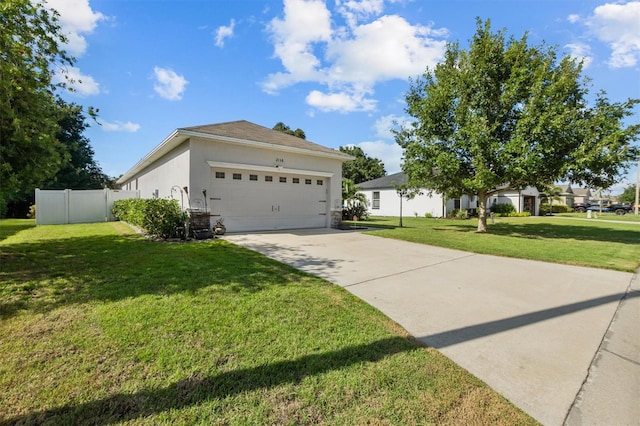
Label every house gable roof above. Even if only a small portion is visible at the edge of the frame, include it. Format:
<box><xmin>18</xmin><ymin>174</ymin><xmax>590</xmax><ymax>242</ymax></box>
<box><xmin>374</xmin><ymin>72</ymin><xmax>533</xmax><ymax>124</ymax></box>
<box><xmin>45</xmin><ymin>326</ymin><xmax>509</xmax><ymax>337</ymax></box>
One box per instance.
<box><xmin>179</xmin><ymin>120</ymin><xmax>348</xmax><ymax>157</ymax></box>
<box><xmin>358</xmin><ymin>172</ymin><xmax>408</xmax><ymax>190</ymax></box>
<box><xmin>117</xmin><ymin>120</ymin><xmax>352</xmax><ymax>184</ymax></box>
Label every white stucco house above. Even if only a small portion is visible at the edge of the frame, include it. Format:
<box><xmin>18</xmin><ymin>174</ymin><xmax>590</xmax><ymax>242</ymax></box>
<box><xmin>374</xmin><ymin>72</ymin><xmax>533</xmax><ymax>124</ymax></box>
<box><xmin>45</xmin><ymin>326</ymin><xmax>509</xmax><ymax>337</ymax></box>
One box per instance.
<box><xmin>358</xmin><ymin>172</ymin><xmax>540</xmax><ymax>217</ymax></box>
<box><xmin>117</xmin><ymin>120</ymin><xmax>353</xmax><ymax>232</ymax></box>
<box><xmin>358</xmin><ymin>172</ymin><xmax>477</xmax><ymax>218</ymax></box>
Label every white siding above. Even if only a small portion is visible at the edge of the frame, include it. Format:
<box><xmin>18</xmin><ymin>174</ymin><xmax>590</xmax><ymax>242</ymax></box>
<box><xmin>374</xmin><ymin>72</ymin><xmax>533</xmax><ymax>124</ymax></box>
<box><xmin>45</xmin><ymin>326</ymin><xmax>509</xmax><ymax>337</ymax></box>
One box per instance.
<box><xmin>120</xmin><ymin>141</ymin><xmax>191</xmax><ymax>201</ymax></box>
<box><xmin>361</xmin><ymin>189</ymin><xmax>445</xmax><ymax>217</ymax></box>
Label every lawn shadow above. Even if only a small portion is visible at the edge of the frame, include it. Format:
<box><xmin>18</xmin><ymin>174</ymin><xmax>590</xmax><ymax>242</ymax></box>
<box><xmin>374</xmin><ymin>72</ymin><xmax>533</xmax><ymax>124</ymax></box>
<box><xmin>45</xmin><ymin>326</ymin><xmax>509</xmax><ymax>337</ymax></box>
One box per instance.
<box><xmin>0</xmin><ymin>336</ymin><xmax>415</xmax><ymax>425</ymax></box>
<box><xmin>0</xmin><ymin>231</ymin><xmax>317</xmax><ymax>319</ymax></box>
<box><xmin>0</xmin><ymin>219</ymin><xmax>36</xmax><ymax>242</ymax></box>
<box><xmin>445</xmin><ymin>222</ymin><xmax>640</xmax><ymax>245</ymax></box>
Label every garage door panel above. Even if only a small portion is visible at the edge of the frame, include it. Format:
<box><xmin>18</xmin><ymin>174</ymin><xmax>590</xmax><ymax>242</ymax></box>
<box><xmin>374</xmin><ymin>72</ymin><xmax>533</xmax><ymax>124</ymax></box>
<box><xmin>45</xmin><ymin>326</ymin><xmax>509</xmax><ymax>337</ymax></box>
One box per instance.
<box><xmin>210</xmin><ymin>168</ymin><xmax>328</xmax><ymax>231</ymax></box>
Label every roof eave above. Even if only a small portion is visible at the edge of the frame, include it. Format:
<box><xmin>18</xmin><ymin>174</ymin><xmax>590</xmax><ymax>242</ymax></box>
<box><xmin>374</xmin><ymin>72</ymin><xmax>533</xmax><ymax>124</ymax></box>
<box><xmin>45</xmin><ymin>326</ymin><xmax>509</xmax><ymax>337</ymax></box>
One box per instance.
<box><xmin>116</xmin><ymin>128</ymin><xmax>354</xmax><ymax>185</ymax></box>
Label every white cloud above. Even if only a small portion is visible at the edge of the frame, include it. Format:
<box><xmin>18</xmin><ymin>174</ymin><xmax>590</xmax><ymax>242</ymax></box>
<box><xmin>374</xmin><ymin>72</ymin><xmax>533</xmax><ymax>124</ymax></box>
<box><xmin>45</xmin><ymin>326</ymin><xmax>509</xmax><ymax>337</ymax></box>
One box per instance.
<box><xmin>564</xmin><ymin>42</ymin><xmax>594</xmax><ymax>69</ymax></box>
<box><xmin>153</xmin><ymin>67</ymin><xmax>188</xmax><ymax>101</ymax></box>
<box><xmin>101</xmin><ymin>120</ymin><xmax>141</xmax><ymax>132</ymax></box>
<box><xmin>263</xmin><ymin>0</ymin><xmax>332</xmax><ymax>93</ymax></box>
<box><xmin>336</xmin><ymin>0</ymin><xmax>384</xmax><ymax>28</ymax></box>
<box><xmin>326</xmin><ymin>15</ymin><xmax>447</xmax><ymax>86</ymax></box>
<box><xmin>44</xmin><ymin>0</ymin><xmax>106</xmax><ymax>57</ymax></box>
<box><xmin>357</xmin><ymin>140</ymin><xmax>404</xmax><ymax>173</ymax></box>
<box><xmin>373</xmin><ymin>114</ymin><xmax>407</xmax><ymax>139</ymax></box>
<box><xmin>306</xmin><ymin>89</ymin><xmax>376</xmax><ymax>112</ymax></box>
<box><xmin>215</xmin><ymin>19</ymin><xmax>235</xmax><ymax>47</ymax></box>
<box><xmin>586</xmin><ymin>1</ymin><xmax>640</xmax><ymax>68</ymax></box>
<box><xmin>567</xmin><ymin>14</ymin><xmax>581</xmax><ymax>23</ymax></box>
<box><xmin>53</xmin><ymin>66</ymin><xmax>100</xmax><ymax>96</ymax></box>
<box><xmin>263</xmin><ymin>1</ymin><xmax>448</xmax><ymax>113</ymax></box>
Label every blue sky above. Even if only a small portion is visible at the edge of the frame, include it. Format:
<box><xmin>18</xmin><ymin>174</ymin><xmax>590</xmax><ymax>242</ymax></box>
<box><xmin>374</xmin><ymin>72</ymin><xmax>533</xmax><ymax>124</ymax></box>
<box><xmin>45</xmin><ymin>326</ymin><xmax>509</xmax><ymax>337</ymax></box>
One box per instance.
<box><xmin>47</xmin><ymin>0</ymin><xmax>640</xmax><ymax>194</ymax></box>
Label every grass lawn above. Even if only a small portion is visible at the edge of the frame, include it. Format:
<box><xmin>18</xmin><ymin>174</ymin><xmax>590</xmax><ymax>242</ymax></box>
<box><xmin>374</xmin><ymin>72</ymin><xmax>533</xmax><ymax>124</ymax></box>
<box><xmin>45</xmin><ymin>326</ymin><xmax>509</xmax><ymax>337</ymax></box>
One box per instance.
<box><xmin>554</xmin><ymin>212</ymin><xmax>640</xmax><ymax>222</ymax></box>
<box><xmin>349</xmin><ymin>216</ymin><xmax>640</xmax><ymax>272</ymax></box>
<box><xmin>0</xmin><ymin>219</ymin><xmax>535</xmax><ymax>425</ymax></box>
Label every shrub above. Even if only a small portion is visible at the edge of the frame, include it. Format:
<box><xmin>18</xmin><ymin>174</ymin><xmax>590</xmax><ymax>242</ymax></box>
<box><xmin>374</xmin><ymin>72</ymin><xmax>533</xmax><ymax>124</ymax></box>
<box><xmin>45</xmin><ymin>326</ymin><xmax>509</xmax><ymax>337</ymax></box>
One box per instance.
<box><xmin>342</xmin><ymin>203</ymin><xmax>368</xmax><ymax>221</ymax></box>
<box><xmin>490</xmin><ymin>202</ymin><xmax>516</xmax><ymax>216</ymax></box>
<box><xmin>509</xmin><ymin>212</ymin><xmax>531</xmax><ymax>217</ymax></box>
<box><xmin>424</xmin><ymin>212</ymin><xmax>434</xmax><ymax>218</ymax></box>
<box><xmin>447</xmin><ymin>209</ymin><xmax>469</xmax><ymax>219</ymax></box>
<box><xmin>112</xmin><ymin>198</ymin><xmax>187</xmax><ymax>239</ymax></box>
<box><xmin>27</xmin><ymin>205</ymin><xmax>36</xmax><ymax>219</ymax></box>
<box><xmin>540</xmin><ymin>203</ymin><xmax>570</xmax><ymax>214</ymax></box>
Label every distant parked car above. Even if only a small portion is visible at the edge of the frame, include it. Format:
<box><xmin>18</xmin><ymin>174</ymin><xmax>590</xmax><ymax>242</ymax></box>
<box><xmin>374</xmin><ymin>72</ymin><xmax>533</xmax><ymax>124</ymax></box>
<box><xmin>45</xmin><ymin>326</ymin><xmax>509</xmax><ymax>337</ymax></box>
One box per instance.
<box><xmin>577</xmin><ymin>203</ymin><xmax>633</xmax><ymax>215</ymax></box>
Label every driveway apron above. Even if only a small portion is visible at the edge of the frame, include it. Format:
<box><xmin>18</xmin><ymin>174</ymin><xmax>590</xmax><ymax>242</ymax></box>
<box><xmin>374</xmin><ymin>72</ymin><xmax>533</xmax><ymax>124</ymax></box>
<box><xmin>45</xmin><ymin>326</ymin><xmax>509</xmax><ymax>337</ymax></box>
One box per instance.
<box><xmin>224</xmin><ymin>228</ymin><xmax>635</xmax><ymax>426</ymax></box>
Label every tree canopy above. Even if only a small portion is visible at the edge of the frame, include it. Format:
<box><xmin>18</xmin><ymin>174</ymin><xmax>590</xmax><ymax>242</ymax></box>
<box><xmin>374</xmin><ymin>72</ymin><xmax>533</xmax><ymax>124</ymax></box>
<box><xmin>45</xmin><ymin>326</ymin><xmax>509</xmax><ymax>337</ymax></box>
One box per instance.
<box><xmin>1</xmin><ymin>0</ymin><xmax>74</xmax><ymax>204</ymax></box>
<box><xmin>617</xmin><ymin>184</ymin><xmax>637</xmax><ymax>205</ymax></box>
<box><xmin>339</xmin><ymin>146</ymin><xmax>386</xmax><ymax>184</ymax></box>
<box><xmin>0</xmin><ymin>0</ymin><xmax>110</xmax><ymax>217</ymax></box>
<box><xmin>273</xmin><ymin>122</ymin><xmax>306</xmax><ymax>139</ymax></box>
<box><xmin>396</xmin><ymin>19</ymin><xmax>640</xmax><ymax>232</ymax></box>
<box><xmin>45</xmin><ymin>101</ymin><xmax>116</xmax><ymax>190</ymax></box>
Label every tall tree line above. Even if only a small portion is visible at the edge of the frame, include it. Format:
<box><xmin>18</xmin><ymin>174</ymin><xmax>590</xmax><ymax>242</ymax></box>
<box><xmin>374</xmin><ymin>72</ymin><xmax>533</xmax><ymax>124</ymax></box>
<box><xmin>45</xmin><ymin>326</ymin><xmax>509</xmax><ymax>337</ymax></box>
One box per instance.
<box><xmin>1</xmin><ymin>0</ymin><xmax>113</xmax><ymax>217</ymax></box>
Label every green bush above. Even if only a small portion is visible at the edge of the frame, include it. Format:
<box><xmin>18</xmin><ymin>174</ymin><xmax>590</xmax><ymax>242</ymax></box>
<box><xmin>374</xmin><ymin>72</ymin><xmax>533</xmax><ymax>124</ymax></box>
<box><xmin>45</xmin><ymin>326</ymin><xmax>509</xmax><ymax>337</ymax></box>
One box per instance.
<box><xmin>509</xmin><ymin>212</ymin><xmax>531</xmax><ymax>217</ymax></box>
<box><xmin>342</xmin><ymin>203</ymin><xmax>368</xmax><ymax>221</ymax></box>
<box><xmin>112</xmin><ymin>198</ymin><xmax>187</xmax><ymax>239</ymax></box>
<box><xmin>490</xmin><ymin>202</ymin><xmax>516</xmax><ymax>216</ymax></box>
<box><xmin>424</xmin><ymin>212</ymin><xmax>434</xmax><ymax>218</ymax></box>
<box><xmin>447</xmin><ymin>209</ymin><xmax>469</xmax><ymax>219</ymax></box>
<box><xmin>540</xmin><ymin>203</ymin><xmax>570</xmax><ymax>214</ymax></box>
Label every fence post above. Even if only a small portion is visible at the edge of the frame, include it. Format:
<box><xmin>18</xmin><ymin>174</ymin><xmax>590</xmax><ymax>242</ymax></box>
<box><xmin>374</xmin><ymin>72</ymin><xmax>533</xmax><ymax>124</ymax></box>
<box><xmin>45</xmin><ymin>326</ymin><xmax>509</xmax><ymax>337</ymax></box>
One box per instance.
<box><xmin>65</xmin><ymin>189</ymin><xmax>70</xmax><ymax>224</ymax></box>
<box><xmin>35</xmin><ymin>188</ymin><xmax>40</xmax><ymax>225</ymax></box>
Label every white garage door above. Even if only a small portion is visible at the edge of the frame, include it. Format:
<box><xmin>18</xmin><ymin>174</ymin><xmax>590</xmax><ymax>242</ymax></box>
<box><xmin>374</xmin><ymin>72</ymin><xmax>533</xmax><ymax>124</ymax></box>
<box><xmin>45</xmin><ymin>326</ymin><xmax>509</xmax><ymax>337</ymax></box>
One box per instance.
<box><xmin>209</xmin><ymin>167</ymin><xmax>328</xmax><ymax>232</ymax></box>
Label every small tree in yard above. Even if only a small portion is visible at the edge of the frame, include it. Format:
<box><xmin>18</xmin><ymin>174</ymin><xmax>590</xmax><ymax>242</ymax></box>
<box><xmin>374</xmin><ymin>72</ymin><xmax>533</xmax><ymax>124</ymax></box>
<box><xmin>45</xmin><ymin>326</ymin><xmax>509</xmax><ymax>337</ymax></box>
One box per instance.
<box><xmin>395</xmin><ymin>19</ymin><xmax>640</xmax><ymax>232</ymax></box>
<box><xmin>540</xmin><ymin>185</ymin><xmax>563</xmax><ymax>215</ymax></box>
<box><xmin>342</xmin><ymin>178</ymin><xmax>368</xmax><ymax>220</ymax></box>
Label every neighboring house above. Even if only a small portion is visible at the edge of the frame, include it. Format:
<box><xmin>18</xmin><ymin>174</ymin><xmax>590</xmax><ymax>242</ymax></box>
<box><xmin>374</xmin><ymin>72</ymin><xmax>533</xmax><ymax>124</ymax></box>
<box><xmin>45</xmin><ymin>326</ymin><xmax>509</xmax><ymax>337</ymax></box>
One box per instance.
<box><xmin>490</xmin><ymin>186</ymin><xmax>540</xmax><ymax>216</ymax></box>
<box><xmin>358</xmin><ymin>172</ymin><xmax>476</xmax><ymax>218</ymax></box>
<box><xmin>555</xmin><ymin>184</ymin><xmax>575</xmax><ymax>207</ymax></box>
<box><xmin>358</xmin><ymin>172</ymin><xmax>540</xmax><ymax>217</ymax></box>
<box><xmin>117</xmin><ymin>120</ymin><xmax>353</xmax><ymax>232</ymax></box>
<box><xmin>571</xmin><ymin>187</ymin><xmax>592</xmax><ymax>204</ymax></box>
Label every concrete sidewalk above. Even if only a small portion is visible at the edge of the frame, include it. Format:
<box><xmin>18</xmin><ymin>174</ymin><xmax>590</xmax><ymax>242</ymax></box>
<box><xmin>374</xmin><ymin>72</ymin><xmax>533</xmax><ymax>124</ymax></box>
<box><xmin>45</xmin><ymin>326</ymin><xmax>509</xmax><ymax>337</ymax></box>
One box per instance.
<box><xmin>225</xmin><ymin>229</ymin><xmax>638</xmax><ymax>425</ymax></box>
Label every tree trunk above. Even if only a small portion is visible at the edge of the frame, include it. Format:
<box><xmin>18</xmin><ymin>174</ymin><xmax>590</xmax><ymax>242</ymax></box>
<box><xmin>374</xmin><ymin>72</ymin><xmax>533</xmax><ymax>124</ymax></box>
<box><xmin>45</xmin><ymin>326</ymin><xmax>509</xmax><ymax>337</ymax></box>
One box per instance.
<box><xmin>477</xmin><ymin>191</ymin><xmax>488</xmax><ymax>233</ymax></box>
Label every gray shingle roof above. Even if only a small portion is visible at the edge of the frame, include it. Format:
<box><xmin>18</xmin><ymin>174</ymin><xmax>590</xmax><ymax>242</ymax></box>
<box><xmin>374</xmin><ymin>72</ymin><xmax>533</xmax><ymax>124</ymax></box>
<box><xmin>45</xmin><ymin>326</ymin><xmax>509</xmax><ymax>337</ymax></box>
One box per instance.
<box><xmin>180</xmin><ymin>120</ymin><xmax>348</xmax><ymax>157</ymax></box>
<box><xmin>358</xmin><ymin>172</ymin><xmax>407</xmax><ymax>189</ymax></box>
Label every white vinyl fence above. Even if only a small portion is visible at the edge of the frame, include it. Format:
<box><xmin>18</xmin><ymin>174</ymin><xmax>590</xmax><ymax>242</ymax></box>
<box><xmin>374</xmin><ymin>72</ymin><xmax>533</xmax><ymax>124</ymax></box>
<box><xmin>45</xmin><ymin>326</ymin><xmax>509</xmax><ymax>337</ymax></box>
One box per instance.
<box><xmin>35</xmin><ymin>189</ymin><xmax>140</xmax><ymax>225</ymax></box>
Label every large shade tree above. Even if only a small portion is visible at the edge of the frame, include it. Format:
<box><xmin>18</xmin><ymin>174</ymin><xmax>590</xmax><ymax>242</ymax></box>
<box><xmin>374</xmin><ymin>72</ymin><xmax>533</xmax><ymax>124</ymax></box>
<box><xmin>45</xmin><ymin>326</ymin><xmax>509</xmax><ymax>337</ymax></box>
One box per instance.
<box><xmin>396</xmin><ymin>19</ymin><xmax>639</xmax><ymax>232</ymax></box>
<box><xmin>1</xmin><ymin>0</ymin><xmax>71</xmax><ymax>201</ymax></box>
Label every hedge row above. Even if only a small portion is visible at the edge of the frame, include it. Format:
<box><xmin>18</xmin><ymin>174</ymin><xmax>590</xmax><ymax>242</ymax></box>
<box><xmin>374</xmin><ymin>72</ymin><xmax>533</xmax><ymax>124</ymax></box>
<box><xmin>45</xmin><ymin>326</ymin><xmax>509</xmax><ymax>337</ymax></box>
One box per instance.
<box><xmin>112</xmin><ymin>198</ymin><xmax>186</xmax><ymax>239</ymax></box>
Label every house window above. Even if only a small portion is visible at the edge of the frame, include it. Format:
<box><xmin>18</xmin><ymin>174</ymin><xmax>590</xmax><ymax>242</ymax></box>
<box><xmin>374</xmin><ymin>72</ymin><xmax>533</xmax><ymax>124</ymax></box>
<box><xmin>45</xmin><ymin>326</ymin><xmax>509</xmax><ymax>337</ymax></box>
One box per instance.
<box><xmin>279</xmin><ymin>176</ymin><xmax>287</xmax><ymax>183</ymax></box>
<box><xmin>265</xmin><ymin>176</ymin><xmax>273</xmax><ymax>182</ymax></box>
<box><xmin>454</xmin><ymin>199</ymin><xmax>461</xmax><ymax>209</ymax></box>
<box><xmin>316</xmin><ymin>180</ymin><xmax>323</xmax><ymax>186</ymax></box>
<box><xmin>373</xmin><ymin>191</ymin><xmax>380</xmax><ymax>209</ymax></box>
<box><xmin>293</xmin><ymin>177</ymin><xmax>300</xmax><ymax>184</ymax></box>
<box><xmin>215</xmin><ymin>172</ymin><xmax>225</xmax><ymax>179</ymax></box>
<box><xmin>249</xmin><ymin>174</ymin><xmax>258</xmax><ymax>181</ymax></box>
<box><xmin>305</xmin><ymin>179</ymin><xmax>312</xmax><ymax>185</ymax></box>
<box><xmin>233</xmin><ymin>173</ymin><xmax>242</xmax><ymax>180</ymax></box>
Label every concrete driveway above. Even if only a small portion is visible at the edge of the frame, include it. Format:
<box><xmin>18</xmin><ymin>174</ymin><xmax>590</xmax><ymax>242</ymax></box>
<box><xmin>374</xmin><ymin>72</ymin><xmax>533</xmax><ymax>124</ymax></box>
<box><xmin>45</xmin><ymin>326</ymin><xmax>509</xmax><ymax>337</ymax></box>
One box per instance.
<box><xmin>224</xmin><ymin>228</ymin><xmax>638</xmax><ymax>426</ymax></box>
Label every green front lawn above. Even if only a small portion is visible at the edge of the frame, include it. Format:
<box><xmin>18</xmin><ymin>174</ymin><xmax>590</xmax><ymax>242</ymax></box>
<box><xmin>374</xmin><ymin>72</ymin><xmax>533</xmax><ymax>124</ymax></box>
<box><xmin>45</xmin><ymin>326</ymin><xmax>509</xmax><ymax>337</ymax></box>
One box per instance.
<box><xmin>352</xmin><ymin>216</ymin><xmax>640</xmax><ymax>272</ymax></box>
<box><xmin>0</xmin><ymin>220</ymin><xmax>535</xmax><ymax>425</ymax></box>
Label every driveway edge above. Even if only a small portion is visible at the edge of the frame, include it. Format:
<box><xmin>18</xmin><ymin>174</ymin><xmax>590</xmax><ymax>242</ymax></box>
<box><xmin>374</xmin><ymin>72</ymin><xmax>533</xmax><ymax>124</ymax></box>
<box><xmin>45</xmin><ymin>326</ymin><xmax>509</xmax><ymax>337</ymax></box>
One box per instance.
<box><xmin>564</xmin><ymin>266</ymin><xmax>640</xmax><ymax>425</ymax></box>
